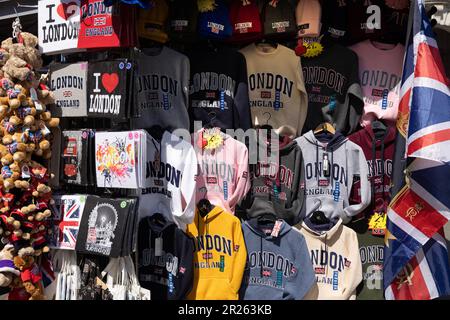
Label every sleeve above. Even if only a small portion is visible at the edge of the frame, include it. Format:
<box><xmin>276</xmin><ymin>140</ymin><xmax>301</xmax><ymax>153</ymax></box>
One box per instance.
<box><xmin>234</xmin><ymin>53</ymin><xmax>252</xmax><ymax>131</ymax></box>
<box><xmin>177</xmin><ymin>144</ymin><xmax>198</xmax><ymax>228</ymax></box>
<box><xmin>227</xmin><ymin>142</ymin><xmax>251</xmax><ymax>212</ymax></box>
<box><xmin>230</xmin><ymin>219</ymin><xmax>247</xmax><ymax>296</ymax></box>
<box><xmin>296</xmin><ymin>59</ymin><xmax>308</xmax><ymax>137</ymax></box>
<box><xmin>285</xmin><ymin>233</ymin><xmax>316</xmax><ymax>300</ymax></box>
<box><xmin>345</xmin><ymin>52</ymin><xmax>364</xmax><ymax>134</ymax></box>
<box><xmin>343</xmin><ymin>145</ymin><xmax>371</xmax><ymax>223</ymax></box>
<box><xmin>176</xmin><ymin>230</ymin><xmax>195</xmax><ymax>300</ymax></box>
<box><xmin>342</xmin><ymin>231</ymin><xmax>363</xmax><ymax>300</ymax></box>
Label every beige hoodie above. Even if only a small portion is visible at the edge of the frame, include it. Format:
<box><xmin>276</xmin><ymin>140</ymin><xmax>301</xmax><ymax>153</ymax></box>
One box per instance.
<box><xmin>294</xmin><ymin>218</ymin><xmax>362</xmax><ymax>300</ymax></box>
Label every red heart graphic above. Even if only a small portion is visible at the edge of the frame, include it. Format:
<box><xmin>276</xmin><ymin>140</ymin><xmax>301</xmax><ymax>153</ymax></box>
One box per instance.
<box><xmin>57</xmin><ymin>2</ymin><xmax>78</xmax><ymax>21</ymax></box>
<box><xmin>101</xmin><ymin>73</ymin><xmax>119</xmax><ymax>94</ymax></box>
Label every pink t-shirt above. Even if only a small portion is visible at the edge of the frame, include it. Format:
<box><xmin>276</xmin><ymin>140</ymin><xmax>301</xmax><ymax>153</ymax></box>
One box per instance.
<box><xmin>349</xmin><ymin>40</ymin><xmax>405</xmax><ymax>127</ymax></box>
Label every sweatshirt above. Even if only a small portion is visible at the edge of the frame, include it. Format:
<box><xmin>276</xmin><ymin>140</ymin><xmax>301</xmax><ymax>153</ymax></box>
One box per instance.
<box><xmin>349</xmin><ymin>40</ymin><xmax>405</xmax><ymax>127</ymax></box>
<box><xmin>301</xmin><ymin>40</ymin><xmax>364</xmax><ymax>135</ymax></box>
<box><xmin>193</xmin><ymin>129</ymin><xmax>251</xmax><ymax>214</ymax></box>
<box><xmin>295</xmin><ymin>130</ymin><xmax>371</xmax><ymax>223</ymax></box>
<box><xmin>137</xmin><ymin>213</ymin><xmax>194</xmax><ymax>300</ymax></box>
<box><xmin>138</xmin><ymin>130</ymin><xmax>198</xmax><ymax>230</ymax></box>
<box><xmin>240</xmin><ymin>43</ymin><xmax>308</xmax><ymax>137</ymax></box>
<box><xmin>187</xmin><ymin>44</ymin><xmax>252</xmax><ymax>131</ymax></box>
<box><xmin>347</xmin><ymin>216</ymin><xmax>385</xmax><ymax>300</ymax></box>
<box><xmin>240</xmin><ymin>133</ymin><xmax>305</xmax><ymax>225</ymax></box>
<box><xmin>239</xmin><ymin>218</ymin><xmax>315</xmax><ymax>300</ymax></box>
<box><xmin>348</xmin><ymin>124</ymin><xmax>396</xmax><ymax>216</ymax></box>
<box><xmin>186</xmin><ymin>206</ymin><xmax>247</xmax><ymax>300</ymax></box>
<box><xmin>295</xmin><ymin>217</ymin><xmax>363</xmax><ymax>300</ymax></box>
<box><xmin>131</xmin><ymin>46</ymin><xmax>190</xmax><ymax>132</ymax></box>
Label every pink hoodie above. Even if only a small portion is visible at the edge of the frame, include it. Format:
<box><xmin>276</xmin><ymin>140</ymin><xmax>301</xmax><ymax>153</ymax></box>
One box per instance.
<box><xmin>349</xmin><ymin>40</ymin><xmax>405</xmax><ymax>127</ymax></box>
<box><xmin>193</xmin><ymin>130</ymin><xmax>251</xmax><ymax>214</ymax></box>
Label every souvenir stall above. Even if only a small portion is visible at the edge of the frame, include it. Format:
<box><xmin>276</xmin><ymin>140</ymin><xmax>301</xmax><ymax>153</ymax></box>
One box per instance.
<box><xmin>0</xmin><ymin>0</ymin><xmax>448</xmax><ymax>301</ymax></box>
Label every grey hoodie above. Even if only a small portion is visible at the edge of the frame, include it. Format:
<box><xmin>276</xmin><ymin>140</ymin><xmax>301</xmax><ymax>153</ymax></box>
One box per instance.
<box><xmin>296</xmin><ymin>130</ymin><xmax>371</xmax><ymax>223</ymax></box>
<box><xmin>239</xmin><ymin>218</ymin><xmax>315</xmax><ymax>300</ymax></box>
<box><xmin>239</xmin><ymin>133</ymin><xmax>305</xmax><ymax>225</ymax></box>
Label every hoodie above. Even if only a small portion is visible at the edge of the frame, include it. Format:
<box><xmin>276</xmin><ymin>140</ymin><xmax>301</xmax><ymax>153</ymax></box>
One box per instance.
<box><xmin>137</xmin><ymin>213</ymin><xmax>194</xmax><ymax>300</ymax></box>
<box><xmin>240</xmin><ymin>133</ymin><xmax>305</xmax><ymax>225</ymax></box>
<box><xmin>348</xmin><ymin>124</ymin><xmax>396</xmax><ymax>216</ymax></box>
<box><xmin>193</xmin><ymin>130</ymin><xmax>251</xmax><ymax>214</ymax></box>
<box><xmin>295</xmin><ymin>217</ymin><xmax>363</xmax><ymax>300</ymax></box>
<box><xmin>187</xmin><ymin>44</ymin><xmax>252</xmax><ymax>131</ymax></box>
<box><xmin>186</xmin><ymin>206</ymin><xmax>247</xmax><ymax>300</ymax></box>
<box><xmin>239</xmin><ymin>218</ymin><xmax>315</xmax><ymax>300</ymax></box>
<box><xmin>295</xmin><ymin>130</ymin><xmax>371</xmax><ymax>223</ymax></box>
<box><xmin>301</xmin><ymin>40</ymin><xmax>364</xmax><ymax>135</ymax></box>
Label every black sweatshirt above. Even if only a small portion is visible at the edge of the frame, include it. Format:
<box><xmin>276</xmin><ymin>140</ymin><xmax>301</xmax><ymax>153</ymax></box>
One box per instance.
<box><xmin>137</xmin><ymin>214</ymin><xmax>194</xmax><ymax>300</ymax></box>
<box><xmin>187</xmin><ymin>44</ymin><xmax>252</xmax><ymax>131</ymax></box>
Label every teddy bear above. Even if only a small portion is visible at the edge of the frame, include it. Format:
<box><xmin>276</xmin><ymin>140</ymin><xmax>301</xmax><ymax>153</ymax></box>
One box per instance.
<box><xmin>2</xmin><ymin>56</ymin><xmax>33</xmax><ymax>82</ymax></box>
<box><xmin>0</xmin><ymin>48</ymin><xmax>10</xmax><ymax>67</ymax></box>
<box><xmin>0</xmin><ymin>244</ymin><xmax>20</xmax><ymax>287</ymax></box>
<box><xmin>13</xmin><ymin>247</ymin><xmax>45</xmax><ymax>300</ymax></box>
<box><xmin>2</xmin><ymin>33</ymin><xmax>43</xmax><ymax>71</ymax></box>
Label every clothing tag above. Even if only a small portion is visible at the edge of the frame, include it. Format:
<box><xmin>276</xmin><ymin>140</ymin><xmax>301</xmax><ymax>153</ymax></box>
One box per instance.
<box><xmin>318</xmin><ymin>179</ymin><xmax>330</xmax><ymax>187</ymax></box>
<box><xmin>323</xmin><ymin>153</ymin><xmax>329</xmax><ymax>176</ymax></box>
<box><xmin>21</xmin><ymin>164</ymin><xmax>30</xmax><ymax>178</ymax></box>
<box><xmin>274</xmin><ymin>91</ymin><xmax>281</xmax><ymax>111</ymax></box>
<box><xmin>271</xmin><ymin>220</ymin><xmax>282</xmax><ymax>238</ymax></box>
<box><xmin>155</xmin><ymin>237</ymin><xmax>163</xmax><ymax>257</ymax></box>
<box><xmin>219</xmin><ymin>256</ymin><xmax>225</xmax><ymax>272</ymax></box>
<box><xmin>368</xmin><ymin>212</ymin><xmax>387</xmax><ymax>235</ymax></box>
<box><xmin>223</xmin><ymin>181</ymin><xmax>228</xmax><ymax>200</ymax></box>
<box><xmin>139</xmin><ymin>287</ymin><xmax>151</xmax><ymax>300</ymax></box>
<box><xmin>382</xmin><ymin>89</ymin><xmax>389</xmax><ymax>110</ymax></box>
<box><xmin>220</xmin><ymin>90</ymin><xmax>225</xmax><ymax>111</ymax></box>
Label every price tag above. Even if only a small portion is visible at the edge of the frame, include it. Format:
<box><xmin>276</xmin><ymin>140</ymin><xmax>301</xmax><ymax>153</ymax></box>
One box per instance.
<box><xmin>368</xmin><ymin>212</ymin><xmax>387</xmax><ymax>236</ymax></box>
<box><xmin>155</xmin><ymin>237</ymin><xmax>163</xmax><ymax>257</ymax></box>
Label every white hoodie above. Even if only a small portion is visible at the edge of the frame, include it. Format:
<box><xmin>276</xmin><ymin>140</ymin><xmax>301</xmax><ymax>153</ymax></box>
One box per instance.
<box><xmin>295</xmin><ymin>218</ymin><xmax>362</xmax><ymax>300</ymax></box>
<box><xmin>138</xmin><ymin>131</ymin><xmax>198</xmax><ymax>230</ymax></box>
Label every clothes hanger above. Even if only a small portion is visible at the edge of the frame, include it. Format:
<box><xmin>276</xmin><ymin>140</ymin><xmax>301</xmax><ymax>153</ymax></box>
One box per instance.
<box><xmin>197</xmin><ymin>187</ymin><xmax>213</xmax><ymax>217</ymax></box>
<box><xmin>259</xmin><ymin>112</ymin><xmax>273</xmax><ymax>131</ymax></box>
<box><xmin>149</xmin><ymin>213</ymin><xmax>166</xmax><ymax>227</ymax></box>
<box><xmin>372</xmin><ymin>120</ymin><xmax>387</xmax><ymax>136</ymax></box>
<box><xmin>310</xmin><ymin>210</ymin><xmax>330</xmax><ymax>225</ymax></box>
<box><xmin>204</xmin><ymin>111</ymin><xmax>217</xmax><ymax>129</ymax></box>
<box><xmin>313</xmin><ymin>122</ymin><xmax>336</xmax><ymax>135</ymax></box>
<box><xmin>255</xmin><ymin>37</ymin><xmax>278</xmax><ymax>49</ymax></box>
<box><xmin>257</xmin><ymin>213</ymin><xmax>277</xmax><ymax>225</ymax></box>
<box><xmin>148</xmin><ymin>125</ymin><xmax>165</xmax><ymax>141</ymax></box>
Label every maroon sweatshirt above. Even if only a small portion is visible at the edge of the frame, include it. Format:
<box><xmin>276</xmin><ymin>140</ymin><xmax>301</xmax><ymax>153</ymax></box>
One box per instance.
<box><xmin>348</xmin><ymin>123</ymin><xmax>396</xmax><ymax>216</ymax></box>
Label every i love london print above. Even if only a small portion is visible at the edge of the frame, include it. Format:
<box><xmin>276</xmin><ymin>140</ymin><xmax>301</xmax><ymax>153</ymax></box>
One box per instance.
<box><xmin>87</xmin><ymin>60</ymin><xmax>130</xmax><ymax>119</ymax></box>
<box><xmin>38</xmin><ymin>0</ymin><xmax>85</xmax><ymax>55</ymax></box>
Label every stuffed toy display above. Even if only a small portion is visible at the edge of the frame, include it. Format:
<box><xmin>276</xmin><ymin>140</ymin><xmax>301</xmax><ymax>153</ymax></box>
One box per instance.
<box><xmin>0</xmin><ymin>31</ymin><xmax>58</xmax><ymax>300</ymax></box>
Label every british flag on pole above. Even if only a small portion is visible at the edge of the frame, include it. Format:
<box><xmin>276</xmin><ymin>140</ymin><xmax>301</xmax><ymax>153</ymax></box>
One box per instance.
<box><xmin>50</xmin><ymin>195</ymin><xmax>87</xmax><ymax>250</ymax></box>
<box><xmin>384</xmin><ymin>0</ymin><xmax>450</xmax><ymax>300</ymax></box>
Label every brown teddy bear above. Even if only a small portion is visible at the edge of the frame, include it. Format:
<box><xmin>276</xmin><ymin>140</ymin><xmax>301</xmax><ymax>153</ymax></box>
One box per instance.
<box><xmin>13</xmin><ymin>247</ymin><xmax>45</xmax><ymax>300</ymax></box>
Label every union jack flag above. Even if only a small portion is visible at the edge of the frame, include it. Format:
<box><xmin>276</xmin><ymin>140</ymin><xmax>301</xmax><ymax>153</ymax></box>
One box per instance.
<box><xmin>51</xmin><ymin>196</ymin><xmax>86</xmax><ymax>250</ymax></box>
<box><xmin>384</xmin><ymin>0</ymin><xmax>450</xmax><ymax>300</ymax></box>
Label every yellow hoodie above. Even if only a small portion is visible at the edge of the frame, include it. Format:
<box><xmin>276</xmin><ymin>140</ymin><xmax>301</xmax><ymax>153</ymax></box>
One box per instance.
<box><xmin>186</xmin><ymin>206</ymin><xmax>247</xmax><ymax>300</ymax></box>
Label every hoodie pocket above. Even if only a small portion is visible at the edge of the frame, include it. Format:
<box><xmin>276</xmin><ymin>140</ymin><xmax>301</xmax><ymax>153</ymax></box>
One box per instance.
<box><xmin>241</xmin><ymin>283</ymin><xmax>284</xmax><ymax>300</ymax></box>
<box><xmin>193</xmin><ymin>278</ymin><xmax>238</xmax><ymax>300</ymax></box>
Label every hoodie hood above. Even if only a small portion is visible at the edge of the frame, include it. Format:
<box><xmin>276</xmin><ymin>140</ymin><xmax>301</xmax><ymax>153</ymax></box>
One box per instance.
<box><xmin>302</xmin><ymin>130</ymin><xmax>348</xmax><ymax>151</ymax></box>
<box><xmin>300</xmin><ymin>217</ymin><xmax>343</xmax><ymax>240</ymax></box>
<box><xmin>245</xmin><ymin>217</ymin><xmax>291</xmax><ymax>240</ymax></box>
<box><xmin>365</xmin><ymin>124</ymin><xmax>396</xmax><ymax>148</ymax></box>
<box><xmin>148</xmin><ymin>212</ymin><xmax>174</xmax><ymax>233</ymax></box>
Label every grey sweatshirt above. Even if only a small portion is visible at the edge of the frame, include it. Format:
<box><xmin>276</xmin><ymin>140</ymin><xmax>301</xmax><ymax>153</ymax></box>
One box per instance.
<box><xmin>131</xmin><ymin>46</ymin><xmax>190</xmax><ymax>132</ymax></box>
<box><xmin>295</xmin><ymin>130</ymin><xmax>371</xmax><ymax>223</ymax></box>
<box><xmin>239</xmin><ymin>218</ymin><xmax>315</xmax><ymax>300</ymax></box>
<box><xmin>239</xmin><ymin>134</ymin><xmax>305</xmax><ymax>225</ymax></box>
